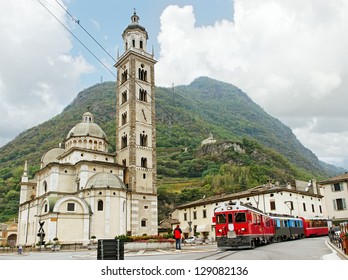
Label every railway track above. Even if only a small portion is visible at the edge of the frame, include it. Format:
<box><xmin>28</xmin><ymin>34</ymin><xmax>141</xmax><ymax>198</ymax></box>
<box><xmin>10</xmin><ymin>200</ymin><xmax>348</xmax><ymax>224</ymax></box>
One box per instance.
<box><xmin>195</xmin><ymin>249</ymin><xmax>239</xmax><ymax>260</ymax></box>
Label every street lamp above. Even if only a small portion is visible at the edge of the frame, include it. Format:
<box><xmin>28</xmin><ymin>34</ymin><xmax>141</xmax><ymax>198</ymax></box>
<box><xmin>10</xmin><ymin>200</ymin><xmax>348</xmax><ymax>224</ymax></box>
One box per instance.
<box><xmin>284</xmin><ymin>201</ymin><xmax>293</xmax><ymax>215</ymax></box>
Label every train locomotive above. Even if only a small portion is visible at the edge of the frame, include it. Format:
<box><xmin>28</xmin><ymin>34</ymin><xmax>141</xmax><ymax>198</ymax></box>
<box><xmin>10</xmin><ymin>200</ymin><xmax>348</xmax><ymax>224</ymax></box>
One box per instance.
<box><xmin>213</xmin><ymin>201</ymin><xmax>328</xmax><ymax>249</ymax></box>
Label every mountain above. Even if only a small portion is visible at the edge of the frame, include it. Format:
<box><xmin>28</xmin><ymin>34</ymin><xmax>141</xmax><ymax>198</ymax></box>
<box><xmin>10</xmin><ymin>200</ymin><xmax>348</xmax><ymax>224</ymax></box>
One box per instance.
<box><xmin>0</xmin><ymin>77</ymin><xmax>344</xmax><ymax>222</ymax></box>
<box><xmin>156</xmin><ymin>77</ymin><xmax>342</xmax><ymax>177</ymax></box>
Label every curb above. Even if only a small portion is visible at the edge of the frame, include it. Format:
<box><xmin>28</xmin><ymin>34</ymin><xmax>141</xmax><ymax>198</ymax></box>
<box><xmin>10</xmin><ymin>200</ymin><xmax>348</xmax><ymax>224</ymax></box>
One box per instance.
<box><xmin>327</xmin><ymin>239</ymin><xmax>348</xmax><ymax>260</ymax></box>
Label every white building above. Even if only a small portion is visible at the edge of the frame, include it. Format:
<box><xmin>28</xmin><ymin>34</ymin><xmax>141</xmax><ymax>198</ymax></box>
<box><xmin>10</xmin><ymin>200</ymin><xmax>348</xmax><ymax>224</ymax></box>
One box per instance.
<box><xmin>318</xmin><ymin>173</ymin><xmax>348</xmax><ymax>224</ymax></box>
<box><xmin>171</xmin><ymin>181</ymin><xmax>325</xmax><ymax>241</ymax></box>
<box><xmin>17</xmin><ymin>11</ymin><xmax>158</xmax><ymax>246</ymax></box>
<box><xmin>201</xmin><ymin>133</ymin><xmax>216</xmax><ymax>146</ymax></box>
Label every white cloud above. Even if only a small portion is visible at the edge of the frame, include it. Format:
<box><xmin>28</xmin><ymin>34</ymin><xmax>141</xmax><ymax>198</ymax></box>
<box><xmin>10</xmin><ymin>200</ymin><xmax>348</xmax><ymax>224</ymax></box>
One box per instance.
<box><xmin>309</xmin><ymin>71</ymin><xmax>341</xmax><ymax>99</ymax></box>
<box><xmin>156</xmin><ymin>0</ymin><xmax>348</xmax><ymax>168</ymax></box>
<box><xmin>0</xmin><ymin>0</ymin><xmax>93</xmax><ymax>147</ymax></box>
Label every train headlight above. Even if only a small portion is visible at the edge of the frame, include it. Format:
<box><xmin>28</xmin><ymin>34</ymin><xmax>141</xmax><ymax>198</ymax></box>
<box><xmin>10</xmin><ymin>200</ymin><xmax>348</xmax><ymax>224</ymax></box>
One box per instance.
<box><xmin>241</xmin><ymin>228</ymin><xmax>246</xmax><ymax>231</ymax></box>
<box><xmin>218</xmin><ymin>229</ymin><xmax>223</xmax><ymax>233</ymax></box>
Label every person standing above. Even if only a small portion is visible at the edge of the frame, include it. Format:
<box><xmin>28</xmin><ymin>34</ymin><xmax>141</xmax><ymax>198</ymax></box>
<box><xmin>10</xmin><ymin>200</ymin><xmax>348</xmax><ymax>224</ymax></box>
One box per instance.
<box><xmin>174</xmin><ymin>225</ymin><xmax>182</xmax><ymax>250</ymax></box>
<box><xmin>18</xmin><ymin>245</ymin><xmax>23</xmax><ymax>255</ymax></box>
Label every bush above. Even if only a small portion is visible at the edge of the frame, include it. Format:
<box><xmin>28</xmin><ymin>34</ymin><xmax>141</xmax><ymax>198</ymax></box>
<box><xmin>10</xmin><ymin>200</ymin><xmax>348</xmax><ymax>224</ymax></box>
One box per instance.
<box><xmin>115</xmin><ymin>235</ymin><xmax>133</xmax><ymax>242</ymax></box>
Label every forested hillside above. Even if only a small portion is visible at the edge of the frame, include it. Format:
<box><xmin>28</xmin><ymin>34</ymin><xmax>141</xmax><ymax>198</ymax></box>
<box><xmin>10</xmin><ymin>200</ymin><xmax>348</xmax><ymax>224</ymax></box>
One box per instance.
<box><xmin>0</xmin><ymin>77</ymin><xmax>343</xmax><ymax>222</ymax></box>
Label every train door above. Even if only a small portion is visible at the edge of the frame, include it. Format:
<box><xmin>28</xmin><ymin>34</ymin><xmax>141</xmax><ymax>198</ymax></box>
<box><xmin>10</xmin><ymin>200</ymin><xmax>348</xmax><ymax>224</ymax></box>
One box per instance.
<box><xmin>263</xmin><ymin>216</ymin><xmax>274</xmax><ymax>243</ymax></box>
<box><xmin>228</xmin><ymin>213</ymin><xmax>234</xmax><ymax>231</ymax></box>
<box><xmin>227</xmin><ymin>213</ymin><xmax>236</xmax><ymax>238</ymax></box>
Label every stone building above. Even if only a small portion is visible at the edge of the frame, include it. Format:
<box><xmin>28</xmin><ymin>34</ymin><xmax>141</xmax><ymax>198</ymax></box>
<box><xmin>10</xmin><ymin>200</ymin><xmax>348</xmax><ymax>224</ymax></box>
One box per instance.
<box><xmin>17</xmin><ymin>11</ymin><xmax>157</xmax><ymax>246</ymax></box>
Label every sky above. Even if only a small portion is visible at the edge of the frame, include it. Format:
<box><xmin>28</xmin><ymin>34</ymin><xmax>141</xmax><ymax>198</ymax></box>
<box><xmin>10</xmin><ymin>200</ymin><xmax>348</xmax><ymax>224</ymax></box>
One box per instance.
<box><xmin>1</xmin><ymin>0</ymin><xmax>348</xmax><ymax>170</ymax></box>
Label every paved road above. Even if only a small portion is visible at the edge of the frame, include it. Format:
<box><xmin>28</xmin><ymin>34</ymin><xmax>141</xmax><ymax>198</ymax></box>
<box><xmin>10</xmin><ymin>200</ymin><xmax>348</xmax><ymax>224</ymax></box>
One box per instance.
<box><xmin>0</xmin><ymin>236</ymin><xmax>346</xmax><ymax>260</ymax></box>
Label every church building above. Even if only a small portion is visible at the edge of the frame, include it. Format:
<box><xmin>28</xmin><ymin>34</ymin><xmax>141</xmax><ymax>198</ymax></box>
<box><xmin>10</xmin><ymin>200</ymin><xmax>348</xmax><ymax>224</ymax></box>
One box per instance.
<box><xmin>17</xmin><ymin>11</ymin><xmax>157</xmax><ymax>246</ymax></box>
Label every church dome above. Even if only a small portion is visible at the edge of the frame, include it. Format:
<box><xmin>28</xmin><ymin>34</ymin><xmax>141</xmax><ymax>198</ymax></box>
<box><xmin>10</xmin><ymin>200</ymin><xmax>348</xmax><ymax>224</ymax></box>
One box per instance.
<box><xmin>85</xmin><ymin>173</ymin><xmax>127</xmax><ymax>190</ymax></box>
<box><xmin>66</xmin><ymin>112</ymin><xmax>107</xmax><ymax>139</ymax></box>
<box><xmin>41</xmin><ymin>147</ymin><xmax>64</xmax><ymax>168</ymax></box>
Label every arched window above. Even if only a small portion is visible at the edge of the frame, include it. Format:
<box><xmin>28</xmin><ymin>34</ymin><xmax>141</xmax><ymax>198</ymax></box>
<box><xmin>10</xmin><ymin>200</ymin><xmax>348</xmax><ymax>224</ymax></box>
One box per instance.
<box><xmin>138</xmin><ymin>68</ymin><xmax>147</xmax><ymax>82</ymax></box>
<box><xmin>121</xmin><ymin>69</ymin><xmax>128</xmax><ymax>83</ymax></box>
<box><xmin>140</xmin><ymin>133</ymin><xmax>148</xmax><ymax>146</ymax></box>
<box><xmin>121</xmin><ymin>135</ymin><xmax>128</xmax><ymax>149</ymax></box>
<box><xmin>43</xmin><ymin>181</ymin><xmax>47</xmax><ymax>193</ymax></box>
<box><xmin>139</xmin><ymin>89</ymin><xmax>147</xmax><ymax>102</ymax></box>
<box><xmin>122</xmin><ymin>90</ymin><xmax>127</xmax><ymax>104</ymax></box>
<box><xmin>141</xmin><ymin>157</ymin><xmax>147</xmax><ymax>168</ymax></box>
<box><xmin>122</xmin><ymin>112</ymin><xmax>127</xmax><ymax>125</ymax></box>
<box><xmin>97</xmin><ymin>200</ymin><xmax>103</xmax><ymax>211</ymax></box>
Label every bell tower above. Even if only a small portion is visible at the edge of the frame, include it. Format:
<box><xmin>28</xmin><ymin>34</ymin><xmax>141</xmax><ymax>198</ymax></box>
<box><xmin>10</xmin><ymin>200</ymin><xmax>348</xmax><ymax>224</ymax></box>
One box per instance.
<box><xmin>115</xmin><ymin>11</ymin><xmax>157</xmax><ymax>236</ymax></box>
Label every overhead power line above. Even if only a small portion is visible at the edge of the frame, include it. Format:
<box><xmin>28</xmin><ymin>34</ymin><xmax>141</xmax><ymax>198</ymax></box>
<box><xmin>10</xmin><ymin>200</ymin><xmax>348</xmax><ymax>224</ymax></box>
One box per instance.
<box><xmin>36</xmin><ymin>0</ymin><xmax>116</xmax><ymax>78</ymax></box>
<box><xmin>54</xmin><ymin>0</ymin><xmax>116</xmax><ymax>63</ymax></box>
<box><xmin>36</xmin><ymin>0</ymin><xmax>197</xmax><ymax>143</ymax></box>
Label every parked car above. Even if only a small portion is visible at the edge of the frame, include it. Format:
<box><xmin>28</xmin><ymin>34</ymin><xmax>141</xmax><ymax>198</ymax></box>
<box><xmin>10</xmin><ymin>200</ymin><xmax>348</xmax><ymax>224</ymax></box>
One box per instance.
<box><xmin>183</xmin><ymin>236</ymin><xmax>203</xmax><ymax>244</ymax></box>
<box><xmin>183</xmin><ymin>236</ymin><xmax>197</xmax><ymax>244</ymax></box>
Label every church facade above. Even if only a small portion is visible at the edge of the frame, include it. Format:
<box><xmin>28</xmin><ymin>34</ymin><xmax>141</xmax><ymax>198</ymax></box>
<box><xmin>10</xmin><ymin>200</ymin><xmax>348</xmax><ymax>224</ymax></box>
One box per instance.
<box><xmin>17</xmin><ymin>12</ymin><xmax>157</xmax><ymax>246</ymax></box>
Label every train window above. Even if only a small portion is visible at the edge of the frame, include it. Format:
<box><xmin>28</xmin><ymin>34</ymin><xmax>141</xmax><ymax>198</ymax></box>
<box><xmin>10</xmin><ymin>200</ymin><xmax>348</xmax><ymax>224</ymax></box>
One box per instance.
<box><xmin>276</xmin><ymin>219</ymin><xmax>281</xmax><ymax>227</ymax></box>
<box><xmin>228</xmin><ymin>214</ymin><xmax>233</xmax><ymax>223</ymax></box>
<box><xmin>252</xmin><ymin>214</ymin><xmax>261</xmax><ymax>225</ymax></box>
<box><xmin>235</xmin><ymin>213</ymin><xmax>246</xmax><ymax>223</ymax></box>
<box><xmin>216</xmin><ymin>214</ymin><xmax>226</xmax><ymax>224</ymax></box>
<box><xmin>284</xmin><ymin>220</ymin><xmax>288</xmax><ymax>227</ymax></box>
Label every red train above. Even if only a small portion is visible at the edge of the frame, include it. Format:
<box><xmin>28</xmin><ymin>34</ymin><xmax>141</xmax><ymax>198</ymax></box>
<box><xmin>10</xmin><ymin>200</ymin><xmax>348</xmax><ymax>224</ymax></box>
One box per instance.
<box><xmin>213</xmin><ymin>201</ymin><xmax>328</xmax><ymax>249</ymax></box>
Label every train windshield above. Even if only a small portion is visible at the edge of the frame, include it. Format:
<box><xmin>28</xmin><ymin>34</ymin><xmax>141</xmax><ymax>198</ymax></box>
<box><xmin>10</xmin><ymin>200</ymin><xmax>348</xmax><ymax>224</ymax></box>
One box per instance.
<box><xmin>216</xmin><ymin>214</ymin><xmax>226</xmax><ymax>224</ymax></box>
<box><xmin>234</xmin><ymin>212</ymin><xmax>246</xmax><ymax>223</ymax></box>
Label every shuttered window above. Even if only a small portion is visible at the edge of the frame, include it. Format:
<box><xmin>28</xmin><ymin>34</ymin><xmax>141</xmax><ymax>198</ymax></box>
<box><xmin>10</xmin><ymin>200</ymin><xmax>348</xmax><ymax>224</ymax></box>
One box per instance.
<box><xmin>333</xmin><ymin>198</ymin><xmax>347</xmax><ymax>210</ymax></box>
<box><xmin>331</xmin><ymin>183</ymin><xmax>344</xmax><ymax>192</ymax></box>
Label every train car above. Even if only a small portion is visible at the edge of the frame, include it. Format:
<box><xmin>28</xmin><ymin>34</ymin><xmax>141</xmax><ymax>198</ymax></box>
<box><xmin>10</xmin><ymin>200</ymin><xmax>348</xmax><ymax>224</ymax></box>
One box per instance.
<box><xmin>213</xmin><ymin>202</ymin><xmax>275</xmax><ymax>249</ymax></box>
<box><xmin>269</xmin><ymin>214</ymin><xmax>304</xmax><ymax>241</ymax></box>
<box><xmin>300</xmin><ymin>217</ymin><xmax>329</xmax><ymax>237</ymax></box>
